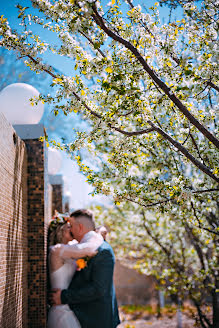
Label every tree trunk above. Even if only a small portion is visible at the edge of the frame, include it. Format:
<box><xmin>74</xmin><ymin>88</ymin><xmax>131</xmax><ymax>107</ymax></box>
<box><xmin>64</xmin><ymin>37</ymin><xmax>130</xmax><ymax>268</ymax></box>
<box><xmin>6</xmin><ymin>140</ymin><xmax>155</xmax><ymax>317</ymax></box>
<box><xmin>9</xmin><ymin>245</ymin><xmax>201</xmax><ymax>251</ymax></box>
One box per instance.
<box><xmin>212</xmin><ymin>280</ymin><xmax>219</xmax><ymax>328</ymax></box>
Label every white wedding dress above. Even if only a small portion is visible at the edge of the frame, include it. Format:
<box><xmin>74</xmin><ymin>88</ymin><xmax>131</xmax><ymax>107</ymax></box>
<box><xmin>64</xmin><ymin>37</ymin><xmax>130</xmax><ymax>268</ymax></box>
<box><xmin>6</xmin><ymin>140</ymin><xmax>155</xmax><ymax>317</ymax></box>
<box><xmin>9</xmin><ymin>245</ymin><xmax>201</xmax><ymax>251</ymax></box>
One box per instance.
<box><xmin>47</xmin><ymin>256</ymin><xmax>81</xmax><ymax>328</ymax></box>
<box><xmin>47</xmin><ymin>231</ymin><xmax>103</xmax><ymax>328</ymax></box>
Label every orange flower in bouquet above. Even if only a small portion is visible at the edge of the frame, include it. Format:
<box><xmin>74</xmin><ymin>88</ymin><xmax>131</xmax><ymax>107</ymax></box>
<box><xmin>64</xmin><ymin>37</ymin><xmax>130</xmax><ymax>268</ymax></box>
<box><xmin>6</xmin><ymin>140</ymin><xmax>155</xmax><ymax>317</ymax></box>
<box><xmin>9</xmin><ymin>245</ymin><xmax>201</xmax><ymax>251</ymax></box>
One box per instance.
<box><xmin>76</xmin><ymin>258</ymin><xmax>87</xmax><ymax>271</ymax></box>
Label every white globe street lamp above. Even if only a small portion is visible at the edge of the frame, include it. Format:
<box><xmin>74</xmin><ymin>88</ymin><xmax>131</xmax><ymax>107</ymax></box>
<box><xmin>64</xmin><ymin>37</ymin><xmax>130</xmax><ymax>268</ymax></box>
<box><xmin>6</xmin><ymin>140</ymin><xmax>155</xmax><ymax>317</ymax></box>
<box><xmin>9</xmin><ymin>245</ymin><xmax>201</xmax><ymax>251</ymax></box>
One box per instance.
<box><xmin>0</xmin><ymin>83</ymin><xmax>44</xmax><ymax>124</ymax></box>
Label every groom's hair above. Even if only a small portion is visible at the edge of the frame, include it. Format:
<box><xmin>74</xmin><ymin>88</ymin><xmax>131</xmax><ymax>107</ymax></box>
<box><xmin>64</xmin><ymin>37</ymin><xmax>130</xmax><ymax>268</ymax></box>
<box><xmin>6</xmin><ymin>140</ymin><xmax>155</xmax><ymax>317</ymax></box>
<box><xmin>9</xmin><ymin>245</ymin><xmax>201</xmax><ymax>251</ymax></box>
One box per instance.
<box><xmin>70</xmin><ymin>209</ymin><xmax>95</xmax><ymax>230</ymax></box>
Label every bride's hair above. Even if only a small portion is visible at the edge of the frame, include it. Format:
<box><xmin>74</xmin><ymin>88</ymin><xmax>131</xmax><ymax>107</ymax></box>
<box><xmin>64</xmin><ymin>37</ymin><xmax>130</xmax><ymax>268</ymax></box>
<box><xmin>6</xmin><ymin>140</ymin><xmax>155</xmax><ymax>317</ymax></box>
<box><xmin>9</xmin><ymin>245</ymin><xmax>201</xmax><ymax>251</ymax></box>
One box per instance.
<box><xmin>48</xmin><ymin>224</ymin><xmax>66</xmax><ymax>246</ymax></box>
<box><xmin>48</xmin><ymin>212</ymin><xmax>69</xmax><ymax>246</ymax></box>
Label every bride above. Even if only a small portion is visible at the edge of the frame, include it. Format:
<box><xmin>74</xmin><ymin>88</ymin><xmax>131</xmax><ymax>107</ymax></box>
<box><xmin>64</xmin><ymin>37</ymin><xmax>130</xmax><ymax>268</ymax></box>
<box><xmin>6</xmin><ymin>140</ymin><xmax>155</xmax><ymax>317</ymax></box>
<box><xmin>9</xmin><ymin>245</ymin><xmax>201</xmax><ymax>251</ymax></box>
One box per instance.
<box><xmin>47</xmin><ymin>212</ymin><xmax>103</xmax><ymax>328</ymax></box>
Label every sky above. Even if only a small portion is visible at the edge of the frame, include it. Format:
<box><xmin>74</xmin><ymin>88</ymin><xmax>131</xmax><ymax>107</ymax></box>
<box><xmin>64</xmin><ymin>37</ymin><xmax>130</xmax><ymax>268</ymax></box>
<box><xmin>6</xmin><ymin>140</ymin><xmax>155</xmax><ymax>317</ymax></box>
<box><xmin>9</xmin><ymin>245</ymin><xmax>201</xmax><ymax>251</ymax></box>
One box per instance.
<box><xmin>0</xmin><ymin>0</ymin><xmax>114</xmax><ymax>210</ymax></box>
<box><xmin>0</xmin><ymin>0</ymin><xmax>179</xmax><ymax>211</ymax></box>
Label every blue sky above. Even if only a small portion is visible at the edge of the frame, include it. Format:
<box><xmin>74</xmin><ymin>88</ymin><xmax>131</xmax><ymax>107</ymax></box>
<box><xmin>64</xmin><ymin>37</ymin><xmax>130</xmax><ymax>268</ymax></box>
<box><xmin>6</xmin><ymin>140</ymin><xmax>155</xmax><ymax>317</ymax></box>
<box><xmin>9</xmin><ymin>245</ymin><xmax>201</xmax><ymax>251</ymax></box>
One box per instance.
<box><xmin>0</xmin><ymin>0</ymin><xmax>179</xmax><ymax>211</ymax></box>
<box><xmin>0</xmin><ymin>0</ymin><xmax>115</xmax><ymax>210</ymax></box>
<box><xmin>1</xmin><ymin>0</ymin><xmax>175</xmax><ymax>76</ymax></box>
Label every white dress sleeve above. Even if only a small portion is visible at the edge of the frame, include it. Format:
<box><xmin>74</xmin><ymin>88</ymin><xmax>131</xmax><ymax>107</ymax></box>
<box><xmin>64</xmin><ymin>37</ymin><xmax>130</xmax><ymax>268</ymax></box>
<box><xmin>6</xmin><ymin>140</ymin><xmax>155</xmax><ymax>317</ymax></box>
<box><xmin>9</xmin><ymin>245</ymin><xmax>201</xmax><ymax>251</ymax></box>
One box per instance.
<box><xmin>59</xmin><ymin>233</ymin><xmax>103</xmax><ymax>259</ymax></box>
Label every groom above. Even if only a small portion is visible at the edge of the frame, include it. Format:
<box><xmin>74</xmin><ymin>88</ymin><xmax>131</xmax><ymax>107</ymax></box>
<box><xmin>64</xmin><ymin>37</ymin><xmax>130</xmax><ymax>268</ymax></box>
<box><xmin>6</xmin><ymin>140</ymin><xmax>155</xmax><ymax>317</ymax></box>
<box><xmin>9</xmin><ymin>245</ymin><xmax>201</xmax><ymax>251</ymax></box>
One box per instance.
<box><xmin>51</xmin><ymin>209</ymin><xmax>120</xmax><ymax>328</ymax></box>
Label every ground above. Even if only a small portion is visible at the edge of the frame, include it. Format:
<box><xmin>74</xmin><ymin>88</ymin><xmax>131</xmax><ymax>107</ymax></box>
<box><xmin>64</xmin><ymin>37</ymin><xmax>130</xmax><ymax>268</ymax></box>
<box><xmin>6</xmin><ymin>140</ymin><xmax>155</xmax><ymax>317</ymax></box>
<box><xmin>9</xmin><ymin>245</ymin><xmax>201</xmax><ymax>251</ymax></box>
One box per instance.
<box><xmin>118</xmin><ymin>304</ymin><xmax>198</xmax><ymax>328</ymax></box>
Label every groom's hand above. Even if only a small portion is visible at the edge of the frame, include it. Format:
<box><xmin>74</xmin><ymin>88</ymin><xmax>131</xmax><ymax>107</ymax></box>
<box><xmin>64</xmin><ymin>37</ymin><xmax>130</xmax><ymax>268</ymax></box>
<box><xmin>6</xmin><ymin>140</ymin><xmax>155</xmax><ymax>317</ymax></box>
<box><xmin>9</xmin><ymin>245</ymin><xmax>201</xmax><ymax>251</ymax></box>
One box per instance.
<box><xmin>50</xmin><ymin>288</ymin><xmax>62</xmax><ymax>305</ymax></box>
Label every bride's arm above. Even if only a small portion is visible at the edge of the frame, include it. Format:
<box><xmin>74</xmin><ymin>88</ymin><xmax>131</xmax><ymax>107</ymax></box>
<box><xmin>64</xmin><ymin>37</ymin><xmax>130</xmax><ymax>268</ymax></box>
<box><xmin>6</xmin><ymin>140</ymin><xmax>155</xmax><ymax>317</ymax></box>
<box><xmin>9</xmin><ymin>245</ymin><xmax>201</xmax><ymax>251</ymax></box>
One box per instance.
<box><xmin>51</xmin><ymin>235</ymin><xmax>103</xmax><ymax>259</ymax></box>
<box><xmin>59</xmin><ymin>243</ymin><xmax>97</xmax><ymax>259</ymax></box>
<box><xmin>49</xmin><ymin>246</ymin><xmax>64</xmax><ymax>272</ymax></box>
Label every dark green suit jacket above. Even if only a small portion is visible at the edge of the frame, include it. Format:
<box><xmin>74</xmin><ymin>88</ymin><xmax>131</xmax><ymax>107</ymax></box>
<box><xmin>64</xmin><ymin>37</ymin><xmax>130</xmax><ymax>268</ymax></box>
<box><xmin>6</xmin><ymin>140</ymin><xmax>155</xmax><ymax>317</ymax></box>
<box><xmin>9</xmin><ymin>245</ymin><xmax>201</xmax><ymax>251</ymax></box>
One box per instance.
<box><xmin>61</xmin><ymin>241</ymin><xmax>120</xmax><ymax>328</ymax></box>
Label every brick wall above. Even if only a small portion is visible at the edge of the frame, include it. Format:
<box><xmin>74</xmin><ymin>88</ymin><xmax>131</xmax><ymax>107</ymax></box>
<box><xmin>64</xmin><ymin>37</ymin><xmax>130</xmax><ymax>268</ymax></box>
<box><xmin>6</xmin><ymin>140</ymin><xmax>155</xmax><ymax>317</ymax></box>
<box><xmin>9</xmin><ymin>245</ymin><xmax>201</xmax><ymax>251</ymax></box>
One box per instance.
<box><xmin>52</xmin><ymin>184</ymin><xmax>63</xmax><ymax>214</ymax></box>
<box><xmin>25</xmin><ymin>138</ymin><xmax>48</xmax><ymax>328</ymax></box>
<box><xmin>49</xmin><ymin>175</ymin><xmax>64</xmax><ymax>214</ymax></box>
<box><xmin>0</xmin><ymin>116</ymin><xmax>52</xmax><ymax>328</ymax></box>
<box><xmin>0</xmin><ymin>113</ymin><xmax>28</xmax><ymax>328</ymax></box>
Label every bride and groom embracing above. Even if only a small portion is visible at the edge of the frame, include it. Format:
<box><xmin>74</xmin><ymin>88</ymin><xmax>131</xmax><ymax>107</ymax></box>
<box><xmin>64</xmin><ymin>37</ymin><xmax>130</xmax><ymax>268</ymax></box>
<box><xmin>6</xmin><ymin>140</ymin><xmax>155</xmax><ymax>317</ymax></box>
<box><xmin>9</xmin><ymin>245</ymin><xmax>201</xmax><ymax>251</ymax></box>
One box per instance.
<box><xmin>48</xmin><ymin>209</ymin><xmax>120</xmax><ymax>328</ymax></box>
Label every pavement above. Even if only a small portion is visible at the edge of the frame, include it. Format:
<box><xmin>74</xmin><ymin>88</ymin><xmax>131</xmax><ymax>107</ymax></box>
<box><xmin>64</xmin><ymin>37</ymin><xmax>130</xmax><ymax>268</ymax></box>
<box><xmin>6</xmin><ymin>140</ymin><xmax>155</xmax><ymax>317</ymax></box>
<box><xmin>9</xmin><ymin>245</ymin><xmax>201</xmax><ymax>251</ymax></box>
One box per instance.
<box><xmin>118</xmin><ymin>314</ymin><xmax>196</xmax><ymax>327</ymax></box>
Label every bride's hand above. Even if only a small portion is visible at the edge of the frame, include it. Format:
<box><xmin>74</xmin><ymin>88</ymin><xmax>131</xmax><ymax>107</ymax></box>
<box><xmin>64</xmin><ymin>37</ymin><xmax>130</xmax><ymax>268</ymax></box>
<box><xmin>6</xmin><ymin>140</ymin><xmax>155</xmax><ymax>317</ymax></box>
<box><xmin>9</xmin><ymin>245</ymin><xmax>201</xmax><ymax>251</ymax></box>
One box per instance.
<box><xmin>50</xmin><ymin>244</ymin><xmax>62</xmax><ymax>257</ymax></box>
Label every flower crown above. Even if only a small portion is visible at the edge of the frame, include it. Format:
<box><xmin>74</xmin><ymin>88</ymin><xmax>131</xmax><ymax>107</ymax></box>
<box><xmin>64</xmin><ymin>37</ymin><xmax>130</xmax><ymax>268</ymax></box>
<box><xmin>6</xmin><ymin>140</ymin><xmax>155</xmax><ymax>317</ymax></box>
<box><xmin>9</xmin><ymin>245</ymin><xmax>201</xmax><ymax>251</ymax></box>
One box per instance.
<box><xmin>49</xmin><ymin>210</ymin><xmax>70</xmax><ymax>232</ymax></box>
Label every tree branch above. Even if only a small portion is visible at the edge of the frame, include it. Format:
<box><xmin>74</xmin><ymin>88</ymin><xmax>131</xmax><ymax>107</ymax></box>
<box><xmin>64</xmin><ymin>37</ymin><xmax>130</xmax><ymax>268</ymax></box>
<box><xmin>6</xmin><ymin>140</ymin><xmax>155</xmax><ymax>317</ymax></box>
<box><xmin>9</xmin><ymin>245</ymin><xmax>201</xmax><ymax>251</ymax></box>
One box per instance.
<box><xmin>191</xmin><ymin>201</ymin><xmax>219</xmax><ymax>236</ymax></box>
<box><xmin>26</xmin><ymin>54</ymin><xmax>155</xmax><ymax>136</ymax></box>
<box><xmin>189</xmin><ymin>132</ymin><xmax>207</xmax><ymax>166</ymax></box>
<box><xmin>184</xmin><ymin>221</ymin><xmax>206</xmax><ymax>270</ymax></box>
<box><xmin>141</xmin><ymin>211</ymin><xmax>172</xmax><ymax>257</ymax></box>
<box><xmin>78</xmin><ymin>29</ymin><xmax>106</xmax><ymax>58</ymax></box>
<box><xmin>207</xmin><ymin>80</ymin><xmax>219</xmax><ymax>93</ymax></box>
<box><xmin>125</xmin><ymin>0</ymin><xmax>180</xmax><ymax>65</ymax></box>
<box><xmin>126</xmin><ymin>0</ymin><xmax>219</xmax><ymax>93</ymax></box>
<box><xmin>147</xmin><ymin>120</ymin><xmax>219</xmax><ymax>183</ymax></box>
<box><xmin>26</xmin><ymin>54</ymin><xmax>218</xmax><ymax>182</ymax></box>
<box><xmin>110</xmin><ymin>125</ymin><xmax>154</xmax><ymax>136</ymax></box>
<box><xmin>123</xmin><ymin>195</ymin><xmax>171</xmax><ymax>208</ymax></box>
<box><xmin>192</xmin><ymin>298</ymin><xmax>212</xmax><ymax>328</ymax></box>
<box><xmin>141</xmin><ymin>211</ymin><xmax>184</xmax><ymax>275</ymax></box>
<box><xmin>192</xmin><ymin>188</ymin><xmax>219</xmax><ymax>194</ymax></box>
<box><xmin>91</xmin><ymin>5</ymin><xmax>219</xmax><ymax>150</ymax></box>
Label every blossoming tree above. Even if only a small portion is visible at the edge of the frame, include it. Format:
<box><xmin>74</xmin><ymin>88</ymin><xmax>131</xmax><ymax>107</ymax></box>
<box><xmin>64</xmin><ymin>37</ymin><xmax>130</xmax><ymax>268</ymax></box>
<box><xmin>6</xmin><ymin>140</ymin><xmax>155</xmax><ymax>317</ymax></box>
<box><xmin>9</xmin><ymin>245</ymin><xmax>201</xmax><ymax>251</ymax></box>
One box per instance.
<box><xmin>0</xmin><ymin>0</ymin><xmax>218</xmax><ymax>326</ymax></box>
<box><xmin>93</xmin><ymin>202</ymin><xmax>218</xmax><ymax>327</ymax></box>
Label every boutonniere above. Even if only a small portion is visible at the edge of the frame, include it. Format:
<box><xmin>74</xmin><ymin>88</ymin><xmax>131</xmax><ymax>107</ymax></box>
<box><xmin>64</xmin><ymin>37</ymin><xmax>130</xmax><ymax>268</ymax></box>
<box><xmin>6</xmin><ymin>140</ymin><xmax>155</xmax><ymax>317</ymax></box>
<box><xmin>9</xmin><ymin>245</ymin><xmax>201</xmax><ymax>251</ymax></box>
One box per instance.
<box><xmin>76</xmin><ymin>257</ymin><xmax>89</xmax><ymax>271</ymax></box>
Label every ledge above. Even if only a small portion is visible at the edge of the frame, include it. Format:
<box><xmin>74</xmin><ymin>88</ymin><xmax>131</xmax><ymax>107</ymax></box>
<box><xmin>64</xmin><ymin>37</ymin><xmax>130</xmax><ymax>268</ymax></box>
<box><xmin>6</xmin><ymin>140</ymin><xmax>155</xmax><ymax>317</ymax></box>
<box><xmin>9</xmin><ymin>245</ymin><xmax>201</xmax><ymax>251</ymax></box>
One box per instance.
<box><xmin>49</xmin><ymin>174</ymin><xmax>63</xmax><ymax>185</ymax></box>
<box><xmin>13</xmin><ymin>124</ymin><xmax>44</xmax><ymax>140</ymax></box>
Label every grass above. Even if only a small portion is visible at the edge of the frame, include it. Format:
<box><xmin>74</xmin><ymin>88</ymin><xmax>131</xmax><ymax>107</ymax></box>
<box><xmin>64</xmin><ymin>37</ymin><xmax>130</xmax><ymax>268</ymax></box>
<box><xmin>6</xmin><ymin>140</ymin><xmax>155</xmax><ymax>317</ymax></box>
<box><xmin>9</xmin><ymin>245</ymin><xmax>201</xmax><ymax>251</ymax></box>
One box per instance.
<box><xmin>120</xmin><ymin>303</ymin><xmax>197</xmax><ymax>319</ymax></box>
